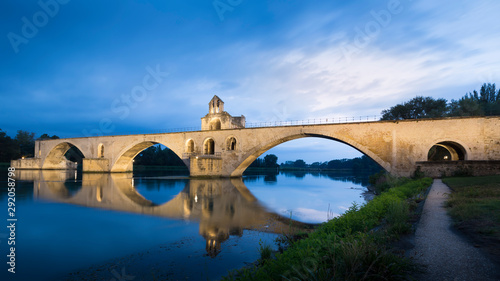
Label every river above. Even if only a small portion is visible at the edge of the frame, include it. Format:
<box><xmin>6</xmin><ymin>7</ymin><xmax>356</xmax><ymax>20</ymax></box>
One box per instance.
<box><xmin>0</xmin><ymin>168</ymin><xmax>372</xmax><ymax>281</ymax></box>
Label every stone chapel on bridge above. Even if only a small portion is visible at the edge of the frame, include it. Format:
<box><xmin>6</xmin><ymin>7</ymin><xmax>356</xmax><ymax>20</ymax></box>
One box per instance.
<box><xmin>201</xmin><ymin>95</ymin><xmax>245</xmax><ymax>131</ymax></box>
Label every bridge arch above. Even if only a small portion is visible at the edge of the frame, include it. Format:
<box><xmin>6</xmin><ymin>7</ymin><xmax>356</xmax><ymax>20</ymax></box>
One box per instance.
<box><xmin>230</xmin><ymin>133</ymin><xmax>390</xmax><ymax>177</ymax></box>
<box><xmin>111</xmin><ymin>141</ymin><xmax>185</xmax><ymax>172</ymax></box>
<box><xmin>427</xmin><ymin>140</ymin><xmax>467</xmax><ymax>161</ymax></box>
<box><xmin>42</xmin><ymin>142</ymin><xmax>86</xmax><ymax>169</ymax></box>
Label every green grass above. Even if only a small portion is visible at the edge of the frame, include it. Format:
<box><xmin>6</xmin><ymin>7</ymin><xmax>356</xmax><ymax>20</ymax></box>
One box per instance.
<box><xmin>442</xmin><ymin>175</ymin><xmax>500</xmax><ymax>261</ymax></box>
<box><xmin>258</xmin><ymin>240</ymin><xmax>273</xmax><ymax>264</ymax></box>
<box><xmin>443</xmin><ymin>175</ymin><xmax>500</xmax><ymax>189</ymax></box>
<box><xmin>385</xmin><ymin>200</ymin><xmax>411</xmax><ymax>235</ymax></box>
<box><xmin>223</xmin><ymin>177</ymin><xmax>432</xmax><ymax>281</ymax></box>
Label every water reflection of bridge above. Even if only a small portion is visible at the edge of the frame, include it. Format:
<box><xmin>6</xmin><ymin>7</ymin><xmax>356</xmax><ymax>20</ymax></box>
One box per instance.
<box><xmin>16</xmin><ymin>170</ymin><xmax>313</xmax><ymax>257</ymax></box>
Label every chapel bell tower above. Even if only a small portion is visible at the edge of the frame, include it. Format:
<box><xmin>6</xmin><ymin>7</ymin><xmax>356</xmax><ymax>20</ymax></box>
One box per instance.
<box><xmin>201</xmin><ymin>95</ymin><xmax>245</xmax><ymax>130</ymax></box>
<box><xmin>209</xmin><ymin>95</ymin><xmax>224</xmax><ymax>114</ymax></box>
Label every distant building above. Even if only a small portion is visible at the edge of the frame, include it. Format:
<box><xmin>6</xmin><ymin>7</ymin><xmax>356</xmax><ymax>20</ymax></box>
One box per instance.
<box><xmin>201</xmin><ymin>95</ymin><xmax>245</xmax><ymax>130</ymax></box>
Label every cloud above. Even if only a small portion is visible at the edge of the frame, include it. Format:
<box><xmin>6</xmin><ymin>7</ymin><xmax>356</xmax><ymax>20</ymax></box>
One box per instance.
<box><xmin>192</xmin><ymin>0</ymin><xmax>500</xmax><ymax>123</ymax></box>
<box><xmin>1</xmin><ymin>0</ymin><xmax>499</xmax><ymax>143</ymax></box>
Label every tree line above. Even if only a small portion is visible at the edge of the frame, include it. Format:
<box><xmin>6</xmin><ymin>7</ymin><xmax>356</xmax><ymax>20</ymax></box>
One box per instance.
<box><xmin>381</xmin><ymin>83</ymin><xmax>500</xmax><ymax>120</ymax></box>
<box><xmin>0</xmin><ymin>130</ymin><xmax>58</xmax><ymax>162</ymax></box>
<box><xmin>134</xmin><ymin>147</ymin><xmax>381</xmax><ymax>173</ymax></box>
<box><xmin>249</xmin><ymin>154</ymin><xmax>381</xmax><ymax>172</ymax></box>
<box><xmin>279</xmin><ymin>155</ymin><xmax>381</xmax><ymax>172</ymax></box>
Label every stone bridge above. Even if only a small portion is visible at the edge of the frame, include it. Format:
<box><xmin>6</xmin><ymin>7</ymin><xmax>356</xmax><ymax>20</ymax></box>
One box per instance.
<box><xmin>12</xmin><ymin>96</ymin><xmax>500</xmax><ymax>177</ymax></box>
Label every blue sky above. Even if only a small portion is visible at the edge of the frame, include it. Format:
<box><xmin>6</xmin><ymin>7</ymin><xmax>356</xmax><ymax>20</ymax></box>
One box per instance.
<box><xmin>1</xmin><ymin>0</ymin><xmax>500</xmax><ymax>163</ymax></box>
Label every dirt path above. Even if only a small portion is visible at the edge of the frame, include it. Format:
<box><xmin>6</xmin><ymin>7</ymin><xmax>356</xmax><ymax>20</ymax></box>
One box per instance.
<box><xmin>412</xmin><ymin>179</ymin><xmax>499</xmax><ymax>281</ymax></box>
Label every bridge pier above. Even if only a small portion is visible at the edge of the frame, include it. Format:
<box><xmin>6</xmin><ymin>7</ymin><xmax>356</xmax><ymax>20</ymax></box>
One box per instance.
<box><xmin>82</xmin><ymin>158</ymin><xmax>112</xmax><ymax>172</ymax></box>
<box><xmin>11</xmin><ymin>158</ymin><xmax>77</xmax><ymax>170</ymax></box>
<box><xmin>188</xmin><ymin>155</ymin><xmax>233</xmax><ymax>177</ymax></box>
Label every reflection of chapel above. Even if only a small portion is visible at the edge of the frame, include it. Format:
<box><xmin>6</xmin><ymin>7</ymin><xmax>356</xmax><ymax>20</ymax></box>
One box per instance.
<box><xmin>201</xmin><ymin>95</ymin><xmax>245</xmax><ymax>130</ymax></box>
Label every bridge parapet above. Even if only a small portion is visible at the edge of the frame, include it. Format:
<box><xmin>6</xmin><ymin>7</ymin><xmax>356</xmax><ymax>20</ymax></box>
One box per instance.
<box><xmin>9</xmin><ymin>108</ymin><xmax>500</xmax><ymax>178</ymax></box>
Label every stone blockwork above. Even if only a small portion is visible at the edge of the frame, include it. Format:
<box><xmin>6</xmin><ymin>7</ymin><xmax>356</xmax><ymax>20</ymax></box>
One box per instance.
<box><xmin>11</xmin><ymin>158</ymin><xmax>41</xmax><ymax>169</ymax></box>
<box><xmin>190</xmin><ymin>157</ymin><xmax>223</xmax><ymax>177</ymax></box>
<box><xmin>416</xmin><ymin>161</ymin><xmax>500</xmax><ymax>178</ymax></box>
<box><xmin>83</xmin><ymin>158</ymin><xmax>110</xmax><ymax>172</ymax></box>
<box><xmin>12</xmin><ymin>158</ymin><xmax>77</xmax><ymax>170</ymax></box>
<box><xmin>10</xmin><ymin>98</ymin><xmax>500</xmax><ymax>178</ymax></box>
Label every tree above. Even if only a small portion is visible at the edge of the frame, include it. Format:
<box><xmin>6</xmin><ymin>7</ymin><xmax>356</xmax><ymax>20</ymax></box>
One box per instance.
<box><xmin>381</xmin><ymin>84</ymin><xmax>500</xmax><ymax>120</ymax></box>
<box><xmin>293</xmin><ymin>159</ymin><xmax>307</xmax><ymax>168</ymax></box>
<box><xmin>15</xmin><ymin>130</ymin><xmax>35</xmax><ymax>157</ymax></box>
<box><xmin>39</xmin><ymin>133</ymin><xmax>59</xmax><ymax>140</ymax></box>
<box><xmin>310</xmin><ymin>162</ymin><xmax>322</xmax><ymax>169</ymax></box>
<box><xmin>448</xmin><ymin>83</ymin><xmax>500</xmax><ymax>116</ymax></box>
<box><xmin>249</xmin><ymin>158</ymin><xmax>264</xmax><ymax>168</ymax></box>
<box><xmin>0</xmin><ymin>129</ymin><xmax>20</xmax><ymax>162</ymax></box>
<box><xmin>381</xmin><ymin>96</ymin><xmax>448</xmax><ymax>120</ymax></box>
<box><xmin>448</xmin><ymin>94</ymin><xmax>483</xmax><ymax>116</ymax></box>
<box><xmin>479</xmin><ymin>83</ymin><xmax>496</xmax><ymax>104</ymax></box>
<box><xmin>264</xmin><ymin>154</ymin><xmax>278</xmax><ymax>168</ymax></box>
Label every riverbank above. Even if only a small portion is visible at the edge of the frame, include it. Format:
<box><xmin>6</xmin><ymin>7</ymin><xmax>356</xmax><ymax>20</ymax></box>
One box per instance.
<box><xmin>442</xmin><ymin>175</ymin><xmax>500</xmax><ymax>266</ymax></box>
<box><xmin>222</xmin><ymin>177</ymin><xmax>432</xmax><ymax>280</ymax></box>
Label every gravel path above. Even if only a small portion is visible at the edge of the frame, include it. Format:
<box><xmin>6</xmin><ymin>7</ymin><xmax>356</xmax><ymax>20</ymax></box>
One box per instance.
<box><xmin>412</xmin><ymin>179</ymin><xmax>500</xmax><ymax>281</ymax></box>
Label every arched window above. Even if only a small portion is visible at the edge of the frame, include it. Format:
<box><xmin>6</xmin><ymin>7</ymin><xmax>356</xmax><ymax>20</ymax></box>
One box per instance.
<box><xmin>226</xmin><ymin>137</ymin><xmax>237</xmax><ymax>151</ymax></box>
<box><xmin>428</xmin><ymin>141</ymin><xmax>466</xmax><ymax>161</ymax></box>
<box><xmin>186</xmin><ymin>139</ymin><xmax>195</xmax><ymax>153</ymax></box>
<box><xmin>204</xmin><ymin>139</ymin><xmax>215</xmax><ymax>155</ymax></box>
<box><xmin>209</xmin><ymin>119</ymin><xmax>221</xmax><ymax>130</ymax></box>
<box><xmin>98</xmin><ymin>144</ymin><xmax>104</xmax><ymax>158</ymax></box>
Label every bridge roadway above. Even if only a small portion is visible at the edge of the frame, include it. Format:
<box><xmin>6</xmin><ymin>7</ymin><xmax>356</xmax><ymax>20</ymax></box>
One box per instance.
<box><xmin>12</xmin><ymin>116</ymin><xmax>500</xmax><ymax>177</ymax></box>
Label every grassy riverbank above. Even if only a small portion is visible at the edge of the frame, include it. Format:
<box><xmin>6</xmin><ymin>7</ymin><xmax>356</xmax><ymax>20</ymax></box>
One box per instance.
<box><xmin>223</xmin><ymin>177</ymin><xmax>432</xmax><ymax>280</ymax></box>
<box><xmin>442</xmin><ymin>175</ymin><xmax>500</xmax><ymax>265</ymax></box>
